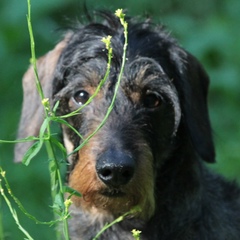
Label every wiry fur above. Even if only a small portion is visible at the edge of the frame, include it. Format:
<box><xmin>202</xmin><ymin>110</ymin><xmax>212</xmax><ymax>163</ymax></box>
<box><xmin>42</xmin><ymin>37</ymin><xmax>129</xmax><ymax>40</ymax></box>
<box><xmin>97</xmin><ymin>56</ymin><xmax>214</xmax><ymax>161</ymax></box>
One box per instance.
<box><xmin>15</xmin><ymin>11</ymin><xmax>240</xmax><ymax>239</ymax></box>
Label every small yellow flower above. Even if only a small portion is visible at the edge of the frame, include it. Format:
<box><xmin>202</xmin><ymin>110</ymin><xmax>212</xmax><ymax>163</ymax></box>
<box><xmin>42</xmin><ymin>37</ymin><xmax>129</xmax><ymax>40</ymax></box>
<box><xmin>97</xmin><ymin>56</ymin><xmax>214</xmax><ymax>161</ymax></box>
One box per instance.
<box><xmin>101</xmin><ymin>35</ymin><xmax>112</xmax><ymax>50</ymax></box>
<box><xmin>42</xmin><ymin>98</ymin><xmax>51</xmax><ymax>113</ymax></box>
<box><xmin>42</xmin><ymin>98</ymin><xmax>49</xmax><ymax>106</ymax></box>
<box><xmin>115</xmin><ymin>9</ymin><xmax>125</xmax><ymax>19</ymax></box>
<box><xmin>132</xmin><ymin>229</ymin><xmax>141</xmax><ymax>239</ymax></box>
<box><xmin>115</xmin><ymin>9</ymin><xmax>127</xmax><ymax>28</ymax></box>
<box><xmin>64</xmin><ymin>199</ymin><xmax>73</xmax><ymax>209</ymax></box>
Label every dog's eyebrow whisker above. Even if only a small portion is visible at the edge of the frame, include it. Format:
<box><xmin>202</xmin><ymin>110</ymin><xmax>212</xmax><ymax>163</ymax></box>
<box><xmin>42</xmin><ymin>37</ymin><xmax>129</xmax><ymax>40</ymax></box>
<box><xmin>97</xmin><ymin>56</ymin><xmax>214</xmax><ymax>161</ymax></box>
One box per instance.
<box><xmin>172</xmin><ymin>101</ymin><xmax>181</xmax><ymax>135</ymax></box>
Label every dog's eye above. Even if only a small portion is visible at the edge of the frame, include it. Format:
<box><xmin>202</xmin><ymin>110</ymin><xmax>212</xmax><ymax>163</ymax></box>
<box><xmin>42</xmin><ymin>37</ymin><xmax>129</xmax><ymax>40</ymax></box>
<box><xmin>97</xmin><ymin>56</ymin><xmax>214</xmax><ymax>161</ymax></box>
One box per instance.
<box><xmin>73</xmin><ymin>90</ymin><xmax>90</xmax><ymax>105</ymax></box>
<box><xmin>143</xmin><ymin>91</ymin><xmax>162</xmax><ymax>109</ymax></box>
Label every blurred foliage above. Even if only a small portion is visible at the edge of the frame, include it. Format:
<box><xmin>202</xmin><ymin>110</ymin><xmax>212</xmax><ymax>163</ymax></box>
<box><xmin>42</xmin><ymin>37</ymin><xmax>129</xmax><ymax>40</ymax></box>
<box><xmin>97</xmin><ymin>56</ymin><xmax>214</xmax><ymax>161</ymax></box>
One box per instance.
<box><xmin>0</xmin><ymin>0</ymin><xmax>239</xmax><ymax>239</ymax></box>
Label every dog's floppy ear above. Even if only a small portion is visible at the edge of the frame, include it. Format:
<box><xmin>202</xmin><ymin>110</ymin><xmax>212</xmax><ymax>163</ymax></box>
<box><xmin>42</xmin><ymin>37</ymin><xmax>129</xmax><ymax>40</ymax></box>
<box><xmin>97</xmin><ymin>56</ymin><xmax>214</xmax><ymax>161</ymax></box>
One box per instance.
<box><xmin>14</xmin><ymin>38</ymin><xmax>68</xmax><ymax>162</ymax></box>
<box><xmin>170</xmin><ymin>47</ymin><xmax>215</xmax><ymax>163</ymax></box>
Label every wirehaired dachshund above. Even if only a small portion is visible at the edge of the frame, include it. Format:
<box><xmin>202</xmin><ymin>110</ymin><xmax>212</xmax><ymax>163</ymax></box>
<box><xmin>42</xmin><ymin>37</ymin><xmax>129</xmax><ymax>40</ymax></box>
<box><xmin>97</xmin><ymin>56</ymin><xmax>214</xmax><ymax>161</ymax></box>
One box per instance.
<box><xmin>15</xmin><ymin>11</ymin><xmax>240</xmax><ymax>240</ymax></box>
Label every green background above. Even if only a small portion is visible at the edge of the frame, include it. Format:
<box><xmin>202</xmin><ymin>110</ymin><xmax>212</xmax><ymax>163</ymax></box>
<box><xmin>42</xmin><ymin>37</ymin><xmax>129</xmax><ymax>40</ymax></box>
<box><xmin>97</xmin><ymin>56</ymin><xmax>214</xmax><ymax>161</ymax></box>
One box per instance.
<box><xmin>0</xmin><ymin>0</ymin><xmax>240</xmax><ymax>239</ymax></box>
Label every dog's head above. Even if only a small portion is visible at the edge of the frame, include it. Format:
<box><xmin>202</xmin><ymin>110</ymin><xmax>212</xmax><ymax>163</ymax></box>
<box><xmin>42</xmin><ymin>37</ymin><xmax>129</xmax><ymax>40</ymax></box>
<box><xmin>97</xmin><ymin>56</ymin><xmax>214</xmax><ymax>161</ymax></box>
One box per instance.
<box><xmin>15</xmin><ymin>12</ymin><xmax>215</xmax><ymax>220</ymax></box>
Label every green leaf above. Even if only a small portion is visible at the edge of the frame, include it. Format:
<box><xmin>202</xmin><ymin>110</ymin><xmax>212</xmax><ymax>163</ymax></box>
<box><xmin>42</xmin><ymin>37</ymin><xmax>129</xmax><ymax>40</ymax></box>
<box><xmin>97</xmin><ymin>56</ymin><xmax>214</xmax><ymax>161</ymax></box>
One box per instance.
<box><xmin>53</xmin><ymin>117</ymin><xmax>83</xmax><ymax>139</ymax></box>
<box><xmin>53</xmin><ymin>100</ymin><xmax>60</xmax><ymax>114</ymax></box>
<box><xmin>52</xmin><ymin>192</ymin><xmax>64</xmax><ymax>216</ymax></box>
<box><xmin>39</xmin><ymin>118</ymin><xmax>50</xmax><ymax>139</ymax></box>
<box><xmin>63</xmin><ymin>186</ymin><xmax>82</xmax><ymax>197</ymax></box>
<box><xmin>0</xmin><ymin>136</ymin><xmax>39</xmax><ymax>144</ymax></box>
<box><xmin>22</xmin><ymin>140</ymin><xmax>43</xmax><ymax>166</ymax></box>
<box><xmin>50</xmin><ymin>137</ymin><xmax>67</xmax><ymax>157</ymax></box>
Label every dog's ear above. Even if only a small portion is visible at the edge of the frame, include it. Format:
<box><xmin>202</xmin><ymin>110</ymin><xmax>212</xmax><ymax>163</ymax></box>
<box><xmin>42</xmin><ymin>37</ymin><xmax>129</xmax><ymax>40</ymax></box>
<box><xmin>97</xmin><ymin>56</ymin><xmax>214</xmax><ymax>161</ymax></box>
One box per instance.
<box><xmin>14</xmin><ymin>38</ymin><xmax>68</xmax><ymax>163</ymax></box>
<box><xmin>170</xmin><ymin>47</ymin><xmax>215</xmax><ymax>163</ymax></box>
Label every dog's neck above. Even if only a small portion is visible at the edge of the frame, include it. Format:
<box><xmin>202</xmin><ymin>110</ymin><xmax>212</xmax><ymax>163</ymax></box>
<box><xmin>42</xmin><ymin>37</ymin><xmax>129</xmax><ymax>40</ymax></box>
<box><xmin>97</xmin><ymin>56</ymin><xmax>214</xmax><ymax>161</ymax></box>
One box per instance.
<box><xmin>68</xmin><ymin>204</ymin><xmax>146</xmax><ymax>240</ymax></box>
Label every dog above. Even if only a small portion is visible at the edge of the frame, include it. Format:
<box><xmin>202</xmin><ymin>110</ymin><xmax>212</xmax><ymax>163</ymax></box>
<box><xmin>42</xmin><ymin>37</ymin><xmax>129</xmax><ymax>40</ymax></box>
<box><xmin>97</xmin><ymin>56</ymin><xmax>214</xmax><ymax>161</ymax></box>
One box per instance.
<box><xmin>15</xmin><ymin>11</ymin><xmax>240</xmax><ymax>239</ymax></box>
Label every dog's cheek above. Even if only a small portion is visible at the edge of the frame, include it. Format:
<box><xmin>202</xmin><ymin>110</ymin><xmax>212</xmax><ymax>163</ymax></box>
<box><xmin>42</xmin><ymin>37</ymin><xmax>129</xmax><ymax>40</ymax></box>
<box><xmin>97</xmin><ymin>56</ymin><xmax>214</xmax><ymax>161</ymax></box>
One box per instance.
<box><xmin>68</xmin><ymin>138</ymin><xmax>104</xmax><ymax>209</ymax></box>
<box><xmin>133</xmin><ymin>148</ymin><xmax>155</xmax><ymax>219</ymax></box>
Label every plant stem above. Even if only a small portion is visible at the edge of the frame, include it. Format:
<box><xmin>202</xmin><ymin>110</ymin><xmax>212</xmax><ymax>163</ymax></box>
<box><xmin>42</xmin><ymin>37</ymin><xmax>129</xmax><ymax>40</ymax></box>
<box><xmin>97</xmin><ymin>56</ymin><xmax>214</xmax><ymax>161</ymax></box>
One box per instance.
<box><xmin>93</xmin><ymin>206</ymin><xmax>141</xmax><ymax>240</ymax></box>
<box><xmin>27</xmin><ymin>0</ymin><xmax>70</xmax><ymax>239</ymax></box>
<box><xmin>0</xmin><ymin>172</ymin><xmax>34</xmax><ymax>240</ymax></box>
<box><xmin>27</xmin><ymin>0</ymin><xmax>44</xmax><ymax>101</ymax></box>
<box><xmin>45</xmin><ymin>139</ymin><xmax>69</xmax><ymax>240</ymax></box>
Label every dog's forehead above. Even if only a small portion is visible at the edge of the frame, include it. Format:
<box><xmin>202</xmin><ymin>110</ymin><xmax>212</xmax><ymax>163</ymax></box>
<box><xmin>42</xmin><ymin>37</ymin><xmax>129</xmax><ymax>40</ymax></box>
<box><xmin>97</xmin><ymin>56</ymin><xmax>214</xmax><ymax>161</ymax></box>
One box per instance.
<box><xmin>54</xmin><ymin>20</ymin><xmax>182</xmax><ymax>105</ymax></box>
<box><xmin>58</xmin><ymin>20</ymin><xmax>177</xmax><ymax>83</ymax></box>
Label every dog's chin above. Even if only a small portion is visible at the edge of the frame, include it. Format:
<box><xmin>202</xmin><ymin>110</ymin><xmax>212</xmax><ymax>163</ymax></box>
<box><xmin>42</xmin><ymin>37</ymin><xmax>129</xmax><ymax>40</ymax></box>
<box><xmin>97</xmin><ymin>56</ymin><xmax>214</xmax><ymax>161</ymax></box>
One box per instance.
<box><xmin>71</xmin><ymin>187</ymin><xmax>143</xmax><ymax>218</ymax></box>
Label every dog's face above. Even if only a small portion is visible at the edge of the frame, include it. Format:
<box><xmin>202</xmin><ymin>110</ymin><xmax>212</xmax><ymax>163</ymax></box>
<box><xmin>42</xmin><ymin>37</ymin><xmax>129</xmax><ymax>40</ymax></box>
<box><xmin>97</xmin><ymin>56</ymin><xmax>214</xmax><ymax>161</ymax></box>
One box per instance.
<box><xmin>54</xmin><ymin>54</ymin><xmax>181</xmax><ymax>218</ymax></box>
<box><xmin>15</xmin><ymin>12</ymin><xmax>215</xmax><ymax>221</ymax></box>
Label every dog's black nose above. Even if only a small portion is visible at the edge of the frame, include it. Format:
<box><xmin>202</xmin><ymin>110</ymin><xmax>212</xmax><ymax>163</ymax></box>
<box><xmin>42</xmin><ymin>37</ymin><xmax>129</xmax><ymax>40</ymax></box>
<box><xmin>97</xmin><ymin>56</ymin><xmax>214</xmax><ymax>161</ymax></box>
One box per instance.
<box><xmin>96</xmin><ymin>149</ymin><xmax>135</xmax><ymax>187</ymax></box>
